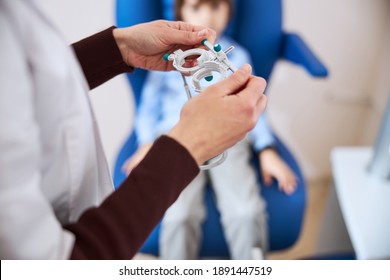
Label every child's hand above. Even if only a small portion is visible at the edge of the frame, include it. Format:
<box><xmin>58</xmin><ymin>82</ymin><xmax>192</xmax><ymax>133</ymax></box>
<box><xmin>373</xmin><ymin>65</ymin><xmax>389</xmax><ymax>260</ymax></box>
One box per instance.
<box><xmin>122</xmin><ymin>144</ymin><xmax>153</xmax><ymax>175</ymax></box>
<box><xmin>259</xmin><ymin>148</ymin><xmax>298</xmax><ymax>195</ymax></box>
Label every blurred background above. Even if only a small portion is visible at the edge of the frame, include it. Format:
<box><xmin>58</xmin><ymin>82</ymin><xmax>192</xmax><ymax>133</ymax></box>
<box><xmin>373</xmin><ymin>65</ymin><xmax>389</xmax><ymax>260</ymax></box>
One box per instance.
<box><xmin>36</xmin><ymin>0</ymin><xmax>390</xmax><ymax>259</ymax></box>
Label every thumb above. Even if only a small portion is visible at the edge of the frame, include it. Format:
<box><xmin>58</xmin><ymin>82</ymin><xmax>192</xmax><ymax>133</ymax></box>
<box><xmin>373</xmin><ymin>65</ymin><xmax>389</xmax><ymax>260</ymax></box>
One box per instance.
<box><xmin>262</xmin><ymin>171</ymin><xmax>273</xmax><ymax>186</ymax></box>
<box><xmin>211</xmin><ymin>64</ymin><xmax>252</xmax><ymax>96</ymax></box>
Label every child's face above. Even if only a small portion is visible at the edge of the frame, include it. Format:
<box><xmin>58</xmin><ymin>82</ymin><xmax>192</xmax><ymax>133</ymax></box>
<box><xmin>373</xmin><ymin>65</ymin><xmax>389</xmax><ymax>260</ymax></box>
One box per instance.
<box><xmin>180</xmin><ymin>0</ymin><xmax>229</xmax><ymax>37</ymax></box>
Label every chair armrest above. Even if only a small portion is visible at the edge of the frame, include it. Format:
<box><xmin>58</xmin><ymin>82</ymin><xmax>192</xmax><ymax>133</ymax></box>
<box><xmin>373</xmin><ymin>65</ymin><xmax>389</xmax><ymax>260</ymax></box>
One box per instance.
<box><xmin>282</xmin><ymin>32</ymin><xmax>328</xmax><ymax>77</ymax></box>
<box><xmin>259</xmin><ymin>134</ymin><xmax>307</xmax><ymax>251</ymax></box>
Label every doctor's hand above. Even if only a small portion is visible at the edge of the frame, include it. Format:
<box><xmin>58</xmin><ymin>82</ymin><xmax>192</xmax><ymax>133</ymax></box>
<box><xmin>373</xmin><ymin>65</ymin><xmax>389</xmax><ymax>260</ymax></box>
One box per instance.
<box><xmin>113</xmin><ymin>20</ymin><xmax>216</xmax><ymax>71</ymax></box>
<box><xmin>167</xmin><ymin>64</ymin><xmax>267</xmax><ymax>165</ymax></box>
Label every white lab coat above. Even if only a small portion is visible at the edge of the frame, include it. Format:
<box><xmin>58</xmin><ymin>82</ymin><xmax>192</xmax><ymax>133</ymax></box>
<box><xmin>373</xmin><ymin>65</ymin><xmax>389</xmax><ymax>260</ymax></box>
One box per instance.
<box><xmin>0</xmin><ymin>0</ymin><xmax>113</xmax><ymax>259</ymax></box>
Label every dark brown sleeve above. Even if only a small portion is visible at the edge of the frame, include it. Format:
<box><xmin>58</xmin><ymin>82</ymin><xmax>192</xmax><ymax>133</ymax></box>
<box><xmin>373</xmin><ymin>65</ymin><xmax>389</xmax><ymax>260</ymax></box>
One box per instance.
<box><xmin>64</xmin><ymin>136</ymin><xmax>199</xmax><ymax>259</ymax></box>
<box><xmin>72</xmin><ymin>26</ymin><xmax>133</xmax><ymax>89</ymax></box>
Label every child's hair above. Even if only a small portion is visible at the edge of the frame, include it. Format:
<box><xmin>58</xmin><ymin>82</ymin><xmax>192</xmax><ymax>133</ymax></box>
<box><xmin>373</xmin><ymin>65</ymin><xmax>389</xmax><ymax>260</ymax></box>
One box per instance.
<box><xmin>175</xmin><ymin>0</ymin><xmax>233</xmax><ymax>21</ymax></box>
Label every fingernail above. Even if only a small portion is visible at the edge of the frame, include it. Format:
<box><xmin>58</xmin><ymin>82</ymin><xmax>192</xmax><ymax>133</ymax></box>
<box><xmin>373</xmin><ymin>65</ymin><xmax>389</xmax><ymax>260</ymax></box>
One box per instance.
<box><xmin>197</xmin><ymin>29</ymin><xmax>208</xmax><ymax>38</ymax></box>
<box><xmin>240</xmin><ymin>64</ymin><xmax>252</xmax><ymax>74</ymax></box>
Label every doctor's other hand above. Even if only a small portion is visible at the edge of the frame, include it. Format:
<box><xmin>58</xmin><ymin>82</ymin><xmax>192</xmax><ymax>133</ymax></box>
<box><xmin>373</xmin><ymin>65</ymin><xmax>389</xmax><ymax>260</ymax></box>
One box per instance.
<box><xmin>168</xmin><ymin>64</ymin><xmax>267</xmax><ymax>165</ymax></box>
<box><xmin>113</xmin><ymin>20</ymin><xmax>216</xmax><ymax>72</ymax></box>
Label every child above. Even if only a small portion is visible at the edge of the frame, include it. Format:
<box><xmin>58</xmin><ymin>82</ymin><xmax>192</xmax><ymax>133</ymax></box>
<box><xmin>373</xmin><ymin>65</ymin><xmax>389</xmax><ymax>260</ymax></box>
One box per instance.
<box><xmin>123</xmin><ymin>0</ymin><xmax>297</xmax><ymax>259</ymax></box>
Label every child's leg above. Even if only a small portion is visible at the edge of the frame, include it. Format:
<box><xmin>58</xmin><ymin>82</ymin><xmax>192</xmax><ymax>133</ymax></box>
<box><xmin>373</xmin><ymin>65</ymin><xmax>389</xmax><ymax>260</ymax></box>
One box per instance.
<box><xmin>160</xmin><ymin>173</ymin><xmax>207</xmax><ymax>259</ymax></box>
<box><xmin>209</xmin><ymin>138</ymin><xmax>268</xmax><ymax>259</ymax></box>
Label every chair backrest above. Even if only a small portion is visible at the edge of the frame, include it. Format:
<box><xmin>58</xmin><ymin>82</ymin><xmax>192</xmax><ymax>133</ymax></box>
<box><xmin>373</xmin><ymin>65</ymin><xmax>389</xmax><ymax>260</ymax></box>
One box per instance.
<box><xmin>114</xmin><ymin>0</ymin><xmax>308</xmax><ymax>255</ymax></box>
<box><xmin>116</xmin><ymin>0</ymin><xmax>283</xmax><ymax>106</ymax></box>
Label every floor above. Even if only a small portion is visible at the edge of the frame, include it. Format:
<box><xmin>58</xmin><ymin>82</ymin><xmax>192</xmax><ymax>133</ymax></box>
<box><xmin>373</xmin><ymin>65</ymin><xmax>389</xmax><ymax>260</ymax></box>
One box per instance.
<box><xmin>134</xmin><ymin>179</ymin><xmax>331</xmax><ymax>260</ymax></box>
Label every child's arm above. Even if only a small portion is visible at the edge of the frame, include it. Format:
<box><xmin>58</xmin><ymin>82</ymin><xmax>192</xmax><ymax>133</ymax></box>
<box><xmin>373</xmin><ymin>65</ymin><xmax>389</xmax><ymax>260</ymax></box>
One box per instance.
<box><xmin>122</xmin><ymin>143</ymin><xmax>153</xmax><ymax>175</ymax></box>
<box><xmin>231</xmin><ymin>39</ymin><xmax>297</xmax><ymax>194</ymax></box>
<box><xmin>249</xmin><ymin>114</ymin><xmax>297</xmax><ymax>195</ymax></box>
<box><xmin>123</xmin><ymin>71</ymin><xmax>164</xmax><ymax>174</ymax></box>
<box><xmin>134</xmin><ymin>71</ymin><xmax>165</xmax><ymax>145</ymax></box>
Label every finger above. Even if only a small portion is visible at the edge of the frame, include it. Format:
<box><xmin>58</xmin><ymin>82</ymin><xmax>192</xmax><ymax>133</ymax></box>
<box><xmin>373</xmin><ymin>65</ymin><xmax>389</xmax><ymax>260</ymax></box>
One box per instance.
<box><xmin>170</xmin><ymin>21</ymin><xmax>217</xmax><ymax>41</ymax></box>
<box><xmin>254</xmin><ymin>94</ymin><xmax>268</xmax><ymax>120</ymax></box>
<box><xmin>122</xmin><ymin>162</ymin><xmax>132</xmax><ymax>175</ymax></box>
<box><xmin>288</xmin><ymin>184</ymin><xmax>297</xmax><ymax>193</ymax></box>
<box><xmin>278</xmin><ymin>180</ymin><xmax>287</xmax><ymax>191</ymax></box>
<box><xmin>125</xmin><ymin>166</ymin><xmax>132</xmax><ymax>175</ymax></box>
<box><xmin>167</xmin><ymin>22</ymin><xmax>216</xmax><ymax>46</ymax></box>
<box><xmin>262</xmin><ymin>171</ymin><xmax>273</xmax><ymax>186</ymax></box>
<box><xmin>239</xmin><ymin>77</ymin><xmax>267</xmax><ymax>120</ymax></box>
<box><xmin>237</xmin><ymin>75</ymin><xmax>267</xmax><ymax>102</ymax></box>
<box><xmin>283</xmin><ymin>184</ymin><xmax>295</xmax><ymax>195</ymax></box>
<box><xmin>122</xmin><ymin>159</ymin><xmax>131</xmax><ymax>174</ymax></box>
<box><xmin>208</xmin><ymin>64</ymin><xmax>252</xmax><ymax>96</ymax></box>
<box><xmin>168</xmin><ymin>21</ymin><xmax>207</xmax><ymax>32</ymax></box>
<box><xmin>264</xmin><ymin>176</ymin><xmax>273</xmax><ymax>186</ymax></box>
<box><xmin>281</xmin><ymin>180</ymin><xmax>296</xmax><ymax>194</ymax></box>
<box><xmin>122</xmin><ymin>157</ymin><xmax>139</xmax><ymax>175</ymax></box>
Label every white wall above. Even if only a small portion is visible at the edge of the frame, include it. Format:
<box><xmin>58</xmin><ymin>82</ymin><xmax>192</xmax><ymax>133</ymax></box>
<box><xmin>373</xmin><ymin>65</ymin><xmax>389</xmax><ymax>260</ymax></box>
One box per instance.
<box><xmin>267</xmin><ymin>0</ymin><xmax>390</xmax><ymax>181</ymax></box>
<box><xmin>361</xmin><ymin>21</ymin><xmax>390</xmax><ymax>145</ymax></box>
<box><xmin>36</xmin><ymin>0</ymin><xmax>389</xmax><ymax>181</ymax></box>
